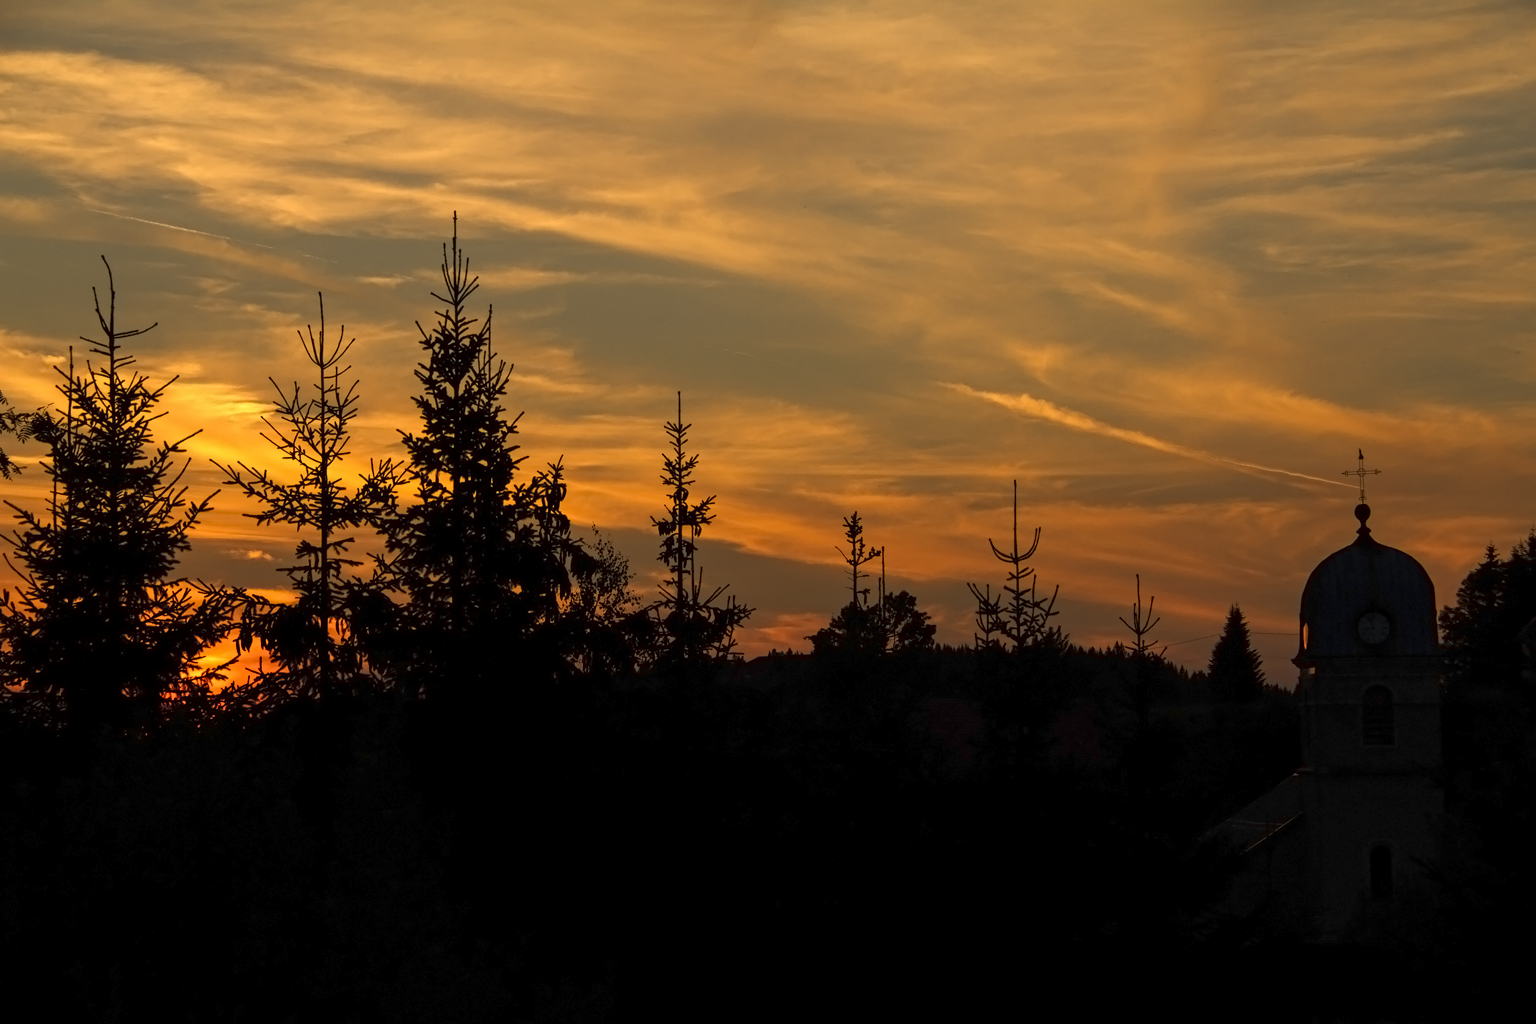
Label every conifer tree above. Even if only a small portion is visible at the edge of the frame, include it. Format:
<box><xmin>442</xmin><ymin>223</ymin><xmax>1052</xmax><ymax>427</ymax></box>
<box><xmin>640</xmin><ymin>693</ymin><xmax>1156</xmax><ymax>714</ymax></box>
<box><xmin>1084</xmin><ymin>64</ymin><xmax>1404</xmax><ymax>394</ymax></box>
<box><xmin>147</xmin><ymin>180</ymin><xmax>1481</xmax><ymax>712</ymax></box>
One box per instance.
<box><xmin>1440</xmin><ymin>536</ymin><xmax>1536</xmax><ymax>690</ymax></box>
<box><xmin>0</xmin><ymin>259</ymin><xmax>237</xmax><ymax>732</ymax></box>
<box><xmin>373</xmin><ymin>218</ymin><xmax>587</xmax><ymax>700</ymax></box>
<box><xmin>967</xmin><ymin>480</ymin><xmax>1059</xmax><ymax>651</ymax></box>
<box><xmin>1119</xmin><ymin>574</ymin><xmax>1162</xmax><ymax>657</ymax></box>
<box><xmin>214</xmin><ymin>295</ymin><xmax>399</xmax><ymax>706</ymax></box>
<box><xmin>1119</xmin><ymin>574</ymin><xmax>1164</xmax><ymax>724</ymax></box>
<box><xmin>839</xmin><ymin>512</ymin><xmax>881</xmax><ymax>610</ymax></box>
<box><xmin>649</xmin><ymin>393</ymin><xmax>750</xmax><ymax>664</ymax></box>
<box><xmin>1207</xmin><ymin>603</ymin><xmax>1264</xmax><ymax>702</ymax></box>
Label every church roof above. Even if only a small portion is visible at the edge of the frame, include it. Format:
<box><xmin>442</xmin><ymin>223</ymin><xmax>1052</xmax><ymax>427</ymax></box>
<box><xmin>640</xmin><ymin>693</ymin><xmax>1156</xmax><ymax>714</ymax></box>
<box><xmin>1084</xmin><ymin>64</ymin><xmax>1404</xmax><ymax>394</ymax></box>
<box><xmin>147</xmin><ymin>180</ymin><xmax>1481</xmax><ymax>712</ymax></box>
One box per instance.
<box><xmin>1298</xmin><ymin>504</ymin><xmax>1437</xmax><ymax>659</ymax></box>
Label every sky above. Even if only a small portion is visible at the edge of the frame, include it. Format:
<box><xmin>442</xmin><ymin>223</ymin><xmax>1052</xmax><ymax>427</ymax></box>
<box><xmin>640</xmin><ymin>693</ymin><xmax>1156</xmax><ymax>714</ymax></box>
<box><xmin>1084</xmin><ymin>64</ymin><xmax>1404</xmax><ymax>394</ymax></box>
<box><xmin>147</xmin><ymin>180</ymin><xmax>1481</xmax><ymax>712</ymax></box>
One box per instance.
<box><xmin>3</xmin><ymin>0</ymin><xmax>1535</xmax><ymax>678</ymax></box>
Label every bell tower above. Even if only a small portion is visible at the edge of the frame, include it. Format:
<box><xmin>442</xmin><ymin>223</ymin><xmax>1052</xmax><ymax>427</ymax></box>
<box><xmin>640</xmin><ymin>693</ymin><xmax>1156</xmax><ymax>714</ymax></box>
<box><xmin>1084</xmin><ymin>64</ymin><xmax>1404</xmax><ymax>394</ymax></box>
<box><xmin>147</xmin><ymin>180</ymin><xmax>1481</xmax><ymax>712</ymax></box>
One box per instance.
<box><xmin>1217</xmin><ymin>462</ymin><xmax>1445</xmax><ymax>938</ymax></box>
<box><xmin>1292</xmin><ymin>496</ymin><xmax>1443</xmax><ymax>935</ymax></box>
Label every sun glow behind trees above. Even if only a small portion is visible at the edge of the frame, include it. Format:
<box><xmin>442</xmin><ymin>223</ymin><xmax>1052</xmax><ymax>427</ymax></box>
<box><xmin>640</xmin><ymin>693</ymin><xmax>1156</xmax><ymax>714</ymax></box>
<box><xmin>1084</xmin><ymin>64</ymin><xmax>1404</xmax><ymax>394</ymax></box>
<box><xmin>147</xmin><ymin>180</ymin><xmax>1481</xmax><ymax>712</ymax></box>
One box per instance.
<box><xmin>4</xmin><ymin>1</ymin><xmax>1536</xmax><ymax>669</ymax></box>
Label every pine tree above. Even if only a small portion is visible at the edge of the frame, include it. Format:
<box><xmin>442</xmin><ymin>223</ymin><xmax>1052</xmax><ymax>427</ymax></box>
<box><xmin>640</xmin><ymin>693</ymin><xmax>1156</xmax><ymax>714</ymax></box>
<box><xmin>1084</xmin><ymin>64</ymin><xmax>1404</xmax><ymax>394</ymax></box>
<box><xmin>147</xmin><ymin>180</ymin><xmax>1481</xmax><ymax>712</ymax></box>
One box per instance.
<box><xmin>649</xmin><ymin>393</ymin><xmax>750</xmax><ymax>664</ymax></box>
<box><xmin>372</xmin><ymin>218</ymin><xmax>586</xmax><ymax>700</ymax></box>
<box><xmin>1207</xmin><ymin>603</ymin><xmax>1265</xmax><ymax>703</ymax></box>
<box><xmin>214</xmin><ymin>294</ymin><xmax>399</xmax><ymax>707</ymax></box>
<box><xmin>0</xmin><ymin>258</ymin><xmax>238</xmax><ymax>733</ymax></box>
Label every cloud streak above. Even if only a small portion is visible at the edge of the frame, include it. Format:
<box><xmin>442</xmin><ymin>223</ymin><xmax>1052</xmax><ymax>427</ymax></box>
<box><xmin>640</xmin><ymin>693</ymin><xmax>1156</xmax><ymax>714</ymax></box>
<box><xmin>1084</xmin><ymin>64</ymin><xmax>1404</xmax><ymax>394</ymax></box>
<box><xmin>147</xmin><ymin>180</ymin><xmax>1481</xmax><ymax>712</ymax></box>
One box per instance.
<box><xmin>949</xmin><ymin>383</ymin><xmax>1356</xmax><ymax>490</ymax></box>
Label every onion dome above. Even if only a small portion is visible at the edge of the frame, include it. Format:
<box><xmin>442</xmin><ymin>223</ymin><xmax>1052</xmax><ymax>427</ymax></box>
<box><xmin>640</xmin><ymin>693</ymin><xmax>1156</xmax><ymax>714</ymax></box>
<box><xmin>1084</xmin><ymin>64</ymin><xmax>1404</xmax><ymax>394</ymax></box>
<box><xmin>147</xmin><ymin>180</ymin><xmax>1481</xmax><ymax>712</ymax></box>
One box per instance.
<box><xmin>1298</xmin><ymin>503</ymin><xmax>1437</xmax><ymax>659</ymax></box>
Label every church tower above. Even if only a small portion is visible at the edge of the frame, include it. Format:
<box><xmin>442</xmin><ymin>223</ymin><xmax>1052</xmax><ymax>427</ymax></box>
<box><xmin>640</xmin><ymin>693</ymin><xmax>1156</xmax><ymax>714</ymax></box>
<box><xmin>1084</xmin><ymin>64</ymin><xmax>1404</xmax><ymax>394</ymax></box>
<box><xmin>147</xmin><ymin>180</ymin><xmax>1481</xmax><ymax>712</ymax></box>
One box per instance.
<box><xmin>1219</xmin><ymin>488</ymin><xmax>1443</xmax><ymax>938</ymax></box>
<box><xmin>1292</xmin><ymin>499</ymin><xmax>1443</xmax><ymax>936</ymax></box>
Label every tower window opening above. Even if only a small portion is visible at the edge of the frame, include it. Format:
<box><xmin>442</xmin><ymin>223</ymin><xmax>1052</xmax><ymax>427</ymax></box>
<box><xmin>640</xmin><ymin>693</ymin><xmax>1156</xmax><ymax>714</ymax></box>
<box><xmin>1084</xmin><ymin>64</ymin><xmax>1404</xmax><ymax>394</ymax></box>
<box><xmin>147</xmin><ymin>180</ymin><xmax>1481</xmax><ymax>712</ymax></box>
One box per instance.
<box><xmin>1370</xmin><ymin>844</ymin><xmax>1393</xmax><ymax>898</ymax></box>
<box><xmin>1362</xmin><ymin>685</ymin><xmax>1394</xmax><ymax>746</ymax></box>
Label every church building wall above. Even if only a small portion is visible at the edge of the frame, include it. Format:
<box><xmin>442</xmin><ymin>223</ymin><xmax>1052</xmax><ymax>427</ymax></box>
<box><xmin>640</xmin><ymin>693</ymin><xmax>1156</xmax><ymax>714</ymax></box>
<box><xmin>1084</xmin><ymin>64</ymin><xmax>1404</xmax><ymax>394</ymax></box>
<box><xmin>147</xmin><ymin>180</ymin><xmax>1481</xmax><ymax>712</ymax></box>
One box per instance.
<box><xmin>1299</xmin><ymin>659</ymin><xmax>1442</xmax><ymax>775</ymax></box>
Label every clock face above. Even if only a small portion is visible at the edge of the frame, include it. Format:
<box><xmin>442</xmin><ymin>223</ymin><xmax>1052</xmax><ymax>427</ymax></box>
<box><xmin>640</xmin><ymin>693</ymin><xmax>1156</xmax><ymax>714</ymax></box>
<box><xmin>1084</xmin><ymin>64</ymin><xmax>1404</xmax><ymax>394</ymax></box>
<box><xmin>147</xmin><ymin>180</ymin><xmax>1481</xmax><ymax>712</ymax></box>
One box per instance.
<box><xmin>1357</xmin><ymin>611</ymin><xmax>1391</xmax><ymax>645</ymax></box>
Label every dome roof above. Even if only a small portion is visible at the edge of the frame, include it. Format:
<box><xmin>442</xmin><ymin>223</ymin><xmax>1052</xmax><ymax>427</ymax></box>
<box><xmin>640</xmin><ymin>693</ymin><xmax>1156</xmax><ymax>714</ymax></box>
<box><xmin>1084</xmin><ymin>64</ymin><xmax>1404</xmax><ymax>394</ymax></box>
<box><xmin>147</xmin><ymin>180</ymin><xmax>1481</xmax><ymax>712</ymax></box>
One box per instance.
<box><xmin>1298</xmin><ymin>505</ymin><xmax>1437</xmax><ymax>659</ymax></box>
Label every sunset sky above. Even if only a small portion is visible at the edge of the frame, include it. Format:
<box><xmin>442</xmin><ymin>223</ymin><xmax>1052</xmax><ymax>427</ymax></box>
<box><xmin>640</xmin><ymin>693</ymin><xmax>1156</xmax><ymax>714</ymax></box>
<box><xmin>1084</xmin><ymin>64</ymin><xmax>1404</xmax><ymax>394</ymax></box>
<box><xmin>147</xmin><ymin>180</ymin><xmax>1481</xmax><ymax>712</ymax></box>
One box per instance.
<box><xmin>3</xmin><ymin>1</ymin><xmax>1535</xmax><ymax>676</ymax></box>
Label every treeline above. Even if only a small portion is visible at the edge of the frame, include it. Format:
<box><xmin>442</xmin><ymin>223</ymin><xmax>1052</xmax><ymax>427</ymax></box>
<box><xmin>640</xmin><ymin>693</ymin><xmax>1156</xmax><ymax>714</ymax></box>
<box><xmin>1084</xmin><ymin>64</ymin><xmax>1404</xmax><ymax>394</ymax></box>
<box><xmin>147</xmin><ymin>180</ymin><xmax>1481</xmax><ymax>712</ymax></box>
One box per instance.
<box><xmin>0</xmin><ymin>229</ymin><xmax>1519</xmax><ymax>1020</ymax></box>
<box><xmin>0</xmin><ymin>226</ymin><xmax>1273</xmax><ymax>734</ymax></box>
<box><xmin>0</xmin><ymin>234</ymin><xmax>730</xmax><ymax>731</ymax></box>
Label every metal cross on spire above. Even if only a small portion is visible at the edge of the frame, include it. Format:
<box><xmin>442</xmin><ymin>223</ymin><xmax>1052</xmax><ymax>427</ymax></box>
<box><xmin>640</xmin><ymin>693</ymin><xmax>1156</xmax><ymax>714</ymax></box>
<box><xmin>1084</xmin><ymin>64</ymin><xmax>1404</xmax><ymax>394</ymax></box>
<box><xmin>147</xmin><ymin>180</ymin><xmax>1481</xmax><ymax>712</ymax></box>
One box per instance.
<box><xmin>1342</xmin><ymin>448</ymin><xmax>1381</xmax><ymax>502</ymax></box>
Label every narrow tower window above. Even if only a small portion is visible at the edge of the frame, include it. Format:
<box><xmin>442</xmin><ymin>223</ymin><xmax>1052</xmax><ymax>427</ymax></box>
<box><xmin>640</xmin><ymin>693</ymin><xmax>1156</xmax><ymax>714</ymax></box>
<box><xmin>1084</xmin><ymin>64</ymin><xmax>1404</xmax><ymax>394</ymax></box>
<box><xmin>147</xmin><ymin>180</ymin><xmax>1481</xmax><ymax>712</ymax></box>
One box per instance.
<box><xmin>1370</xmin><ymin>844</ymin><xmax>1393</xmax><ymax>898</ymax></box>
<box><xmin>1362</xmin><ymin>685</ymin><xmax>1394</xmax><ymax>746</ymax></box>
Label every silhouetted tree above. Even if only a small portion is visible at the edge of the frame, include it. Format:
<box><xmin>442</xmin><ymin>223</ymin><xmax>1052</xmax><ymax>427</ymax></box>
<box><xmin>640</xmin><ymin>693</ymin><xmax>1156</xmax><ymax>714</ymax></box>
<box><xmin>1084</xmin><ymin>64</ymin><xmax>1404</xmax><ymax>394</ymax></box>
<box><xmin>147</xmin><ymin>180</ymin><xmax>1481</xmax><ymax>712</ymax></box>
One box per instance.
<box><xmin>1207</xmin><ymin>603</ymin><xmax>1264</xmax><ymax>702</ymax></box>
<box><xmin>878</xmin><ymin>589</ymin><xmax>936</xmax><ymax>653</ymax></box>
<box><xmin>0</xmin><ymin>259</ymin><xmax>237</xmax><ymax>734</ymax></box>
<box><xmin>810</xmin><ymin>512</ymin><xmax>883</xmax><ymax>654</ymax></box>
<box><xmin>1120</xmin><ymin>574</ymin><xmax>1161</xmax><ymax>657</ymax></box>
<box><xmin>809</xmin><ymin>515</ymin><xmax>933</xmax><ymax>654</ymax></box>
<box><xmin>649</xmin><ymin>393</ymin><xmax>750</xmax><ymax>664</ymax></box>
<box><xmin>562</xmin><ymin>526</ymin><xmax>645</xmax><ymax>676</ymax></box>
<box><xmin>1120</xmin><ymin>573</ymin><xmax>1162</xmax><ymax>725</ymax></box>
<box><xmin>0</xmin><ymin>389</ymin><xmax>37</xmax><ymax>479</ymax></box>
<box><xmin>1440</xmin><ymin>536</ymin><xmax>1536</xmax><ymax>691</ymax></box>
<box><xmin>967</xmin><ymin>480</ymin><xmax>1059</xmax><ymax>651</ymax></box>
<box><xmin>215</xmin><ymin>294</ymin><xmax>399</xmax><ymax>708</ymax></box>
<box><xmin>840</xmin><ymin>511</ymin><xmax>881</xmax><ymax>608</ymax></box>
<box><xmin>370</xmin><ymin>218</ymin><xmax>586</xmax><ymax>701</ymax></box>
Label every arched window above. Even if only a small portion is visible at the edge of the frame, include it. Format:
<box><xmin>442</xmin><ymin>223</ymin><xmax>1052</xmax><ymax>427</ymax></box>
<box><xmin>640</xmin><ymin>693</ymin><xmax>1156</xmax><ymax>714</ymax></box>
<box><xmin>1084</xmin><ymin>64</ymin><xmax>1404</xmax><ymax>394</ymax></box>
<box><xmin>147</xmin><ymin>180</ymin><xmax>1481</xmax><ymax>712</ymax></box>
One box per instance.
<box><xmin>1370</xmin><ymin>844</ymin><xmax>1393</xmax><ymax>898</ymax></box>
<box><xmin>1362</xmin><ymin>685</ymin><xmax>1394</xmax><ymax>746</ymax></box>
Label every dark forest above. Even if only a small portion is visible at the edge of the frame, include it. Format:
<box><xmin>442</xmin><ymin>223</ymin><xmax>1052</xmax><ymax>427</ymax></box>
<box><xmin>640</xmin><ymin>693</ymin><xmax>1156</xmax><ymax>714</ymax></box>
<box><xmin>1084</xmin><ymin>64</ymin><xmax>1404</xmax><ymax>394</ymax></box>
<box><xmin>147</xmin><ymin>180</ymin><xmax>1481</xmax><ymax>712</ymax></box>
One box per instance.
<box><xmin>0</xmin><ymin>232</ymin><xmax>1531</xmax><ymax>1022</ymax></box>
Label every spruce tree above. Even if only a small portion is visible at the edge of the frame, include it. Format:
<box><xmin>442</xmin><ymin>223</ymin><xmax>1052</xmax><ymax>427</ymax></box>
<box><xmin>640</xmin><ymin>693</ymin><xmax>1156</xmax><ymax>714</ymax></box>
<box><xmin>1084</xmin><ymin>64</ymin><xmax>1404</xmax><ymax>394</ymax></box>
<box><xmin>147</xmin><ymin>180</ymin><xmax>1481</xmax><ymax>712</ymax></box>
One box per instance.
<box><xmin>649</xmin><ymin>393</ymin><xmax>750</xmax><ymax>664</ymax></box>
<box><xmin>0</xmin><ymin>259</ymin><xmax>237</xmax><ymax>733</ymax></box>
<box><xmin>214</xmin><ymin>295</ymin><xmax>399</xmax><ymax>707</ymax></box>
<box><xmin>966</xmin><ymin>480</ymin><xmax>1059</xmax><ymax>651</ymax></box>
<box><xmin>1207</xmin><ymin>603</ymin><xmax>1265</xmax><ymax>702</ymax></box>
<box><xmin>374</xmin><ymin>218</ymin><xmax>587</xmax><ymax>701</ymax></box>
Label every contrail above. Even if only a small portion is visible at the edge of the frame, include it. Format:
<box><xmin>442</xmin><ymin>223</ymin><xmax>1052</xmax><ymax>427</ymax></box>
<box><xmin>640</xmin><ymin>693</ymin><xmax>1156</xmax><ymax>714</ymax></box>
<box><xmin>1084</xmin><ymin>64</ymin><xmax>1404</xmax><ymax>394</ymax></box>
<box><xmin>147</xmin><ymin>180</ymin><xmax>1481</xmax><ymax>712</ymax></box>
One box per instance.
<box><xmin>88</xmin><ymin>207</ymin><xmax>253</xmax><ymax>243</ymax></box>
<box><xmin>947</xmin><ymin>383</ymin><xmax>1353</xmax><ymax>489</ymax></box>
<box><xmin>84</xmin><ymin>207</ymin><xmax>349</xmax><ymax>263</ymax></box>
